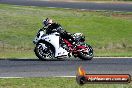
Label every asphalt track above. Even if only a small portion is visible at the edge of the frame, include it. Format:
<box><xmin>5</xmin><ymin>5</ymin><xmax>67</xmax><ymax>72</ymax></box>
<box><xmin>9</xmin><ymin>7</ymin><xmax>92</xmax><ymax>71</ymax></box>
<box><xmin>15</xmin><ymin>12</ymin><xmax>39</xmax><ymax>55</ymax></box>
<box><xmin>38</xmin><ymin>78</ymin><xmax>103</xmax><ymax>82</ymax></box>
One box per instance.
<box><xmin>0</xmin><ymin>0</ymin><xmax>132</xmax><ymax>12</ymax></box>
<box><xmin>0</xmin><ymin>58</ymin><xmax>132</xmax><ymax>77</ymax></box>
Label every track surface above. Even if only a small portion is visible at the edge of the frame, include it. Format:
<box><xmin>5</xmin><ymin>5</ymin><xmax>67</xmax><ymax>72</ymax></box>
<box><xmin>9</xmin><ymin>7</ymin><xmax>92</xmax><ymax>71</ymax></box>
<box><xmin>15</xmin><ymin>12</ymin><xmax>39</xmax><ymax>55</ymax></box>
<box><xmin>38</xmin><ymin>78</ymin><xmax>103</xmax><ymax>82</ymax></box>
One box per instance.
<box><xmin>0</xmin><ymin>0</ymin><xmax>132</xmax><ymax>12</ymax></box>
<box><xmin>0</xmin><ymin>58</ymin><xmax>132</xmax><ymax>77</ymax></box>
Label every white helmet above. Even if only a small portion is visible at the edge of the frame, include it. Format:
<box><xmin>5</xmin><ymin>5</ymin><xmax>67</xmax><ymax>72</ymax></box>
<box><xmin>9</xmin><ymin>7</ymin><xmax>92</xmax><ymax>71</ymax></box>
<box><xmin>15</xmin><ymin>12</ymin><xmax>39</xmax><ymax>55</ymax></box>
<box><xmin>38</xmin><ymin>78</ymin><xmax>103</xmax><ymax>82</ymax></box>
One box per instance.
<box><xmin>43</xmin><ymin>18</ymin><xmax>53</xmax><ymax>27</ymax></box>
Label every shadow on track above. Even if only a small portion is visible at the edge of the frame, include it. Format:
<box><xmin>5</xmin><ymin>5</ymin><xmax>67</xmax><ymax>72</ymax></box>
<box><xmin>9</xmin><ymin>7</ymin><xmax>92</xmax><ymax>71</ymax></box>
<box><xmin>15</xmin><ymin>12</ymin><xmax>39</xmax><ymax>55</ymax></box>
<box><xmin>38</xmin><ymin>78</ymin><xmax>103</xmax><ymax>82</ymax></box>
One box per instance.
<box><xmin>0</xmin><ymin>58</ymin><xmax>82</xmax><ymax>61</ymax></box>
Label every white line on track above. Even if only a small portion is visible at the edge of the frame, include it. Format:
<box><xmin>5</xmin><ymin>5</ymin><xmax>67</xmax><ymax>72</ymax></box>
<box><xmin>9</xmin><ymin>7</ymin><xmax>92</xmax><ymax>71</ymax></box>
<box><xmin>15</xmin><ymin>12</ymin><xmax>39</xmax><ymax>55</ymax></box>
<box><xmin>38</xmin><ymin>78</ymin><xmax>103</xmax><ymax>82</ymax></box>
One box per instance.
<box><xmin>55</xmin><ymin>76</ymin><xmax>76</xmax><ymax>77</ymax></box>
<box><xmin>0</xmin><ymin>76</ymin><xmax>76</xmax><ymax>78</ymax></box>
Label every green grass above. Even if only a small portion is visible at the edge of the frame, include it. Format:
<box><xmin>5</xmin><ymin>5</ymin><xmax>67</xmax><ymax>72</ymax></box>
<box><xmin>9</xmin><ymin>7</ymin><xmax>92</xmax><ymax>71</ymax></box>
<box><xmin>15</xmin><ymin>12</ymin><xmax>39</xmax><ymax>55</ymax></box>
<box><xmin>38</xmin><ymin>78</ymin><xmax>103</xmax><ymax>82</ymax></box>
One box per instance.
<box><xmin>0</xmin><ymin>50</ymin><xmax>35</xmax><ymax>59</ymax></box>
<box><xmin>0</xmin><ymin>78</ymin><xmax>131</xmax><ymax>88</ymax></box>
<box><xmin>0</xmin><ymin>4</ymin><xmax>132</xmax><ymax>58</ymax></box>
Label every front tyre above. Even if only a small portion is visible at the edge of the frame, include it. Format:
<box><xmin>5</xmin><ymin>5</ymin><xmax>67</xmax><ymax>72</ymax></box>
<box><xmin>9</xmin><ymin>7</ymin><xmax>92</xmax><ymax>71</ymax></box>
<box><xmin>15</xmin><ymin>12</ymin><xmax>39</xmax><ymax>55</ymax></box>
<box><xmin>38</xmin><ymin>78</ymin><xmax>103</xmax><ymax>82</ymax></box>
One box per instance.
<box><xmin>78</xmin><ymin>45</ymin><xmax>93</xmax><ymax>60</ymax></box>
<box><xmin>34</xmin><ymin>43</ymin><xmax>55</xmax><ymax>61</ymax></box>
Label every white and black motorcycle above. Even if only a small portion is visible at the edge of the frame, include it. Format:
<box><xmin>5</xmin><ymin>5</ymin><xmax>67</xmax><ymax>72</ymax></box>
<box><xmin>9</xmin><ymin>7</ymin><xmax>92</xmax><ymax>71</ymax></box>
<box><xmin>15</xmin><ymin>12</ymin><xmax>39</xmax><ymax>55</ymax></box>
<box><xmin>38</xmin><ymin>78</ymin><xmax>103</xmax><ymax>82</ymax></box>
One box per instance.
<box><xmin>33</xmin><ymin>29</ymin><xmax>93</xmax><ymax>61</ymax></box>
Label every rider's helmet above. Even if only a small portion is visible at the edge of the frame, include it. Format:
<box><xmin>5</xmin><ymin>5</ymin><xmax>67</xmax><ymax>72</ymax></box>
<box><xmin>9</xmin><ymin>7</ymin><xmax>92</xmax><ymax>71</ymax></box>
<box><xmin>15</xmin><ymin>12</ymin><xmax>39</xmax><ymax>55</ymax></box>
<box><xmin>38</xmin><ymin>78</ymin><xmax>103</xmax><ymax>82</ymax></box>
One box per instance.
<box><xmin>43</xmin><ymin>18</ymin><xmax>53</xmax><ymax>27</ymax></box>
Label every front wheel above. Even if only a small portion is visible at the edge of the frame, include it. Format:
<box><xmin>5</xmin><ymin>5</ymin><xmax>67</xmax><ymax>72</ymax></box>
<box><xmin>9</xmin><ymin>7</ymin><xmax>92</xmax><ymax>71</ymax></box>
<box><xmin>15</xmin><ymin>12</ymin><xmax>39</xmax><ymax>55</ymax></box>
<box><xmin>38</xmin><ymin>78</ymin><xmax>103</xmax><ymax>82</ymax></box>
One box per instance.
<box><xmin>34</xmin><ymin>43</ymin><xmax>55</xmax><ymax>61</ymax></box>
<box><xmin>78</xmin><ymin>45</ymin><xmax>93</xmax><ymax>60</ymax></box>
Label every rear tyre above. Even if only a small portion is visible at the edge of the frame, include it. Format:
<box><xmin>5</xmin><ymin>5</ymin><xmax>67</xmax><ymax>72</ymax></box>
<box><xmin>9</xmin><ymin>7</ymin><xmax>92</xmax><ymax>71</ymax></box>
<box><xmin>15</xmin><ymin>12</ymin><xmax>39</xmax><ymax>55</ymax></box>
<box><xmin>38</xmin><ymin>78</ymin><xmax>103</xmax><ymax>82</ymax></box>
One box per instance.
<box><xmin>78</xmin><ymin>45</ymin><xmax>93</xmax><ymax>60</ymax></box>
<box><xmin>34</xmin><ymin>43</ymin><xmax>55</xmax><ymax>61</ymax></box>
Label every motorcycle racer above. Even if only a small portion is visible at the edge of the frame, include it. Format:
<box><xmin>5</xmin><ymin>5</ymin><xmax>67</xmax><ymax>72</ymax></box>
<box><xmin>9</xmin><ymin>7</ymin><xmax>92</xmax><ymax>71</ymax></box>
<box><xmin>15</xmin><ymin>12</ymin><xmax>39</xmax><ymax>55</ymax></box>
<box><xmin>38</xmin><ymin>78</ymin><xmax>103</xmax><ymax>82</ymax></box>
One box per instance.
<box><xmin>42</xmin><ymin>18</ymin><xmax>75</xmax><ymax>44</ymax></box>
<box><xmin>33</xmin><ymin>18</ymin><xmax>93</xmax><ymax>60</ymax></box>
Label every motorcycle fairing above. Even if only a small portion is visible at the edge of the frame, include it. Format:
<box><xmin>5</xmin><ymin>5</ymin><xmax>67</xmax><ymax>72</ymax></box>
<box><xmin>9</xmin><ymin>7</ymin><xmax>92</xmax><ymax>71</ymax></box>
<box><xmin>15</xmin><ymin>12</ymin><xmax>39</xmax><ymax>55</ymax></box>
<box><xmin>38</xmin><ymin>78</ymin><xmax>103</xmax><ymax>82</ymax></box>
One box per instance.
<box><xmin>41</xmin><ymin>32</ymin><xmax>69</xmax><ymax>57</ymax></box>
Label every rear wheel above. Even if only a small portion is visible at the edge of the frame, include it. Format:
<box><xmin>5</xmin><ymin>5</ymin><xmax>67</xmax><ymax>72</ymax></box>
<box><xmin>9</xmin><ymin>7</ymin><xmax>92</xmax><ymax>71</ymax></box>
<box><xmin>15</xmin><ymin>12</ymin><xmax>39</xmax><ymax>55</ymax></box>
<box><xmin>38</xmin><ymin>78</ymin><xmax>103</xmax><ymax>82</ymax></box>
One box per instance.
<box><xmin>34</xmin><ymin>43</ymin><xmax>55</xmax><ymax>61</ymax></box>
<box><xmin>78</xmin><ymin>45</ymin><xmax>93</xmax><ymax>60</ymax></box>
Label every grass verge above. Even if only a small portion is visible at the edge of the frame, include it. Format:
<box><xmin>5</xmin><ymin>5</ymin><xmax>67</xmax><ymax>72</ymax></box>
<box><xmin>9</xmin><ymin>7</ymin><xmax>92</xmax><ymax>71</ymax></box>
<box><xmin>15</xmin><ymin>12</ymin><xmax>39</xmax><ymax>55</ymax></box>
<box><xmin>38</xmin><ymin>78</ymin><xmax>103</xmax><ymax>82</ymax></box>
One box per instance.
<box><xmin>0</xmin><ymin>77</ymin><xmax>132</xmax><ymax>88</ymax></box>
<box><xmin>0</xmin><ymin>4</ymin><xmax>132</xmax><ymax>58</ymax></box>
